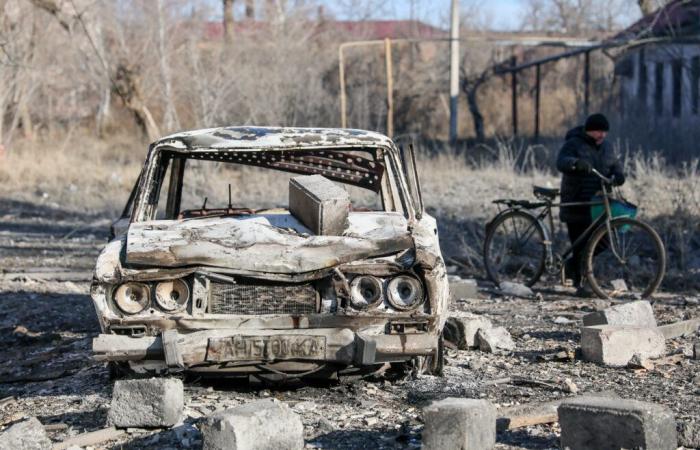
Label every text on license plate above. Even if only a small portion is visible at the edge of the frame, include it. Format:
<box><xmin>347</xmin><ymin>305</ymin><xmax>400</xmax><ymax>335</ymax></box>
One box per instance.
<box><xmin>206</xmin><ymin>335</ymin><xmax>327</xmax><ymax>362</ymax></box>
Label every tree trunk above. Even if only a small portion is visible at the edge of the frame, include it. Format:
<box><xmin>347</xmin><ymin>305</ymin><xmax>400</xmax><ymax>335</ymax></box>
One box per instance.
<box><xmin>466</xmin><ymin>87</ymin><xmax>485</xmax><ymax>142</ymax></box>
<box><xmin>245</xmin><ymin>0</ymin><xmax>254</xmax><ymax>19</ymax></box>
<box><xmin>223</xmin><ymin>0</ymin><xmax>234</xmax><ymax>45</ymax></box>
<box><xmin>113</xmin><ymin>63</ymin><xmax>161</xmax><ymax>142</ymax></box>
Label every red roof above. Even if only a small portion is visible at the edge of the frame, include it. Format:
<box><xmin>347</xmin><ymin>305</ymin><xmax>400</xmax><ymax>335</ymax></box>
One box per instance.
<box><xmin>202</xmin><ymin>19</ymin><xmax>446</xmax><ymax>41</ymax></box>
<box><xmin>616</xmin><ymin>0</ymin><xmax>700</xmax><ymax>39</ymax></box>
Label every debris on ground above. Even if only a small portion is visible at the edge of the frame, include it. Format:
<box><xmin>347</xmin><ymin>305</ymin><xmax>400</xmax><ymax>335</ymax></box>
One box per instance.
<box><xmin>422</xmin><ymin>398</ymin><xmax>496</xmax><ymax>450</ymax></box>
<box><xmin>498</xmin><ymin>281</ymin><xmax>534</xmax><ymax>299</ymax></box>
<box><xmin>580</xmin><ymin>325</ymin><xmax>666</xmax><ymax>366</ymax></box>
<box><xmin>582</xmin><ymin>300</ymin><xmax>657</xmax><ymax>327</ymax></box>
<box><xmin>0</xmin><ymin>417</ymin><xmax>52</xmax><ymax>450</ymax></box>
<box><xmin>443</xmin><ymin>313</ymin><xmax>493</xmax><ymax>349</ymax></box>
<box><xmin>558</xmin><ymin>396</ymin><xmax>677</xmax><ymax>450</ymax></box>
<box><xmin>448</xmin><ymin>276</ymin><xmax>479</xmax><ymax>300</ymax></box>
<box><xmin>108</xmin><ymin>378</ymin><xmax>184</xmax><ymax>428</ymax></box>
<box><xmin>476</xmin><ymin>326</ymin><xmax>516</xmax><ymax>353</ymax></box>
<box><xmin>200</xmin><ymin>399</ymin><xmax>304</xmax><ymax>450</ymax></box>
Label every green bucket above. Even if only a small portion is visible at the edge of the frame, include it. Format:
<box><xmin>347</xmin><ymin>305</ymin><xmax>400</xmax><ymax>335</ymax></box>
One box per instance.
<box><xmin>591</xmin><ymin>197</ymin><xmax>638</xmax><ymax>221</ymax></box>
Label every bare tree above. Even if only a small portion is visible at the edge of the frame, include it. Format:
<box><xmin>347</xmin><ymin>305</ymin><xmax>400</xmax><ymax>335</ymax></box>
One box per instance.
<box><xmin>520</xmin><ymin>0</ymin><xmax>640</xmax><ymax>34</ymax></box>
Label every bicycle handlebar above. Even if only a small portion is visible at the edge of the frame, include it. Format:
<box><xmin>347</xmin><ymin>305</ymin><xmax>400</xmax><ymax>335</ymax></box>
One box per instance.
<box><xmin>591</xmin><ymin>168</ymin><xmax>614</xmax><ymax>185</ymax></box>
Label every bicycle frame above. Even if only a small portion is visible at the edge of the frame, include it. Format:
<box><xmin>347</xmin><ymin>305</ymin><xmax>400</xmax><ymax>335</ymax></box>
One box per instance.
<box><xmin>491</xmin><ymin>174</ymin><xmax>622</xmax><ymax>273</ymax></box>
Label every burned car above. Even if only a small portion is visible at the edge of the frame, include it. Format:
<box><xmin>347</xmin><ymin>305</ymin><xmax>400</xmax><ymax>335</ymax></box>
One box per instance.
<box><xmin>91</xmin><ymin>126</ymin><xmax>448</xmax><ymax>379</ymax></box>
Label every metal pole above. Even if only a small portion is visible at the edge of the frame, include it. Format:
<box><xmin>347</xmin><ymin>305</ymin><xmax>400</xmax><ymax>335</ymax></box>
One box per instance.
<box><xmin>339</xmin><ymin>46</ymin><xmax>347</xmax><ymax>128</ymax></box>
<box><xmin>535</xmin><ymin>63</ymin><xmax>541</xmax><ymax>142</ymax></box>
<box><xmin>385</xmin><ymin>38</ymin><xmax>394</xmax><ymax>138</ymax></box>
<box><xmin>511</xmin><ymin>55</ymin><xmax>518</xmax><ymax>136</ymax></box>
<box><xmin>584</xmin><ymin>50</ymin><xmax>590</xmax><ymax>116</ymax></box>
<box><xmin>449</xmin><ymin>0</ymin><xmax>459</xmax><ymax>144</ymax></box>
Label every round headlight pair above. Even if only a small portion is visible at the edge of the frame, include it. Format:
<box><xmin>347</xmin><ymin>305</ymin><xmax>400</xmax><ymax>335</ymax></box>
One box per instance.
<box><xmin>386</xmin><ymin>276</ymin><xmax>424</xmax><ymax>310</ymax></box>
<box><xmin>348</xmin><ymin>275</ymin><xmax>424</xmax><ymax>311</ymax></box>
<box><xmin>113</xmin><ymin>280</ymin><xmax>189</xmax><ymax>314</ymax></box>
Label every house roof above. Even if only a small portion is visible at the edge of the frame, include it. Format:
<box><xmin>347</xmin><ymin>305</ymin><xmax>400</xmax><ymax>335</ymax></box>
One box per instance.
<box><xmin>154</xmin><ymin>126</ymin><xmax>394</xmax><ymax>152</ymax></box>
<box><xmin>202</xmin><ymin>19</ymin><xmax>446</xmax><ymax>41</ymax></box>
<box><xmin>615</xmin><ymin>0</ymin><xmax>700</xmax><ymax>40</ymax></box>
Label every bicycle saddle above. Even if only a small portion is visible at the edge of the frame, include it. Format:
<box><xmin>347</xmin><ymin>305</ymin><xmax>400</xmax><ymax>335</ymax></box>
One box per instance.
<box><xmin>533</xmin><ymin>185</ymin><xmax>559</xmax><ymax>199</ymax></box>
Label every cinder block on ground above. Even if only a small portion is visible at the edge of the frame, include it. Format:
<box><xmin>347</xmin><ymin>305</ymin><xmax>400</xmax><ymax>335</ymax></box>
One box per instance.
<box><xmin>476</xmin><ymin>326</ymin><xmax>515</xmax><ymax>353</ymax></box>
<box><xmin>694</xmin><ymin>342</ymin><xmax>700</xmax><ymax>360</ymax></box>
<box><xmin>558</xmin><ymin>396</ymin><xmax>677</xmax><ymax>450</ymax></box>
<box><xmin>498</xmin><ymin>281</ymin><xmax>534</xmax><ymax>298</ymax></box>
<box><xmin>0</xmin><ymin>417</ymin><xmax>51</xmax><ymax>450</ymax></box>
<box><xmin>581</xmin><ymin>325</ymin><xmax>665</xmax><ymax>367</ymax></box>
<box><xmin>443</xmin><ymin>312</ymin><xmax>492</xmax><ymax>349</ymax></box>
<box><xmin>678</xmin><ymin>419</ymin><xmax>700</xmax><ymax>449</ymax></box>
<box><xmin>582</xmin><ymin>300</ymin><xmax>657</xmax><ymax>327</ymax></box>
<box><xmin>108</xmin><ymin>377</ymin><xmax>183</xmax><ymax>428</ymax></box>
<box><xmin>448</xmin><ymin>276</ymin><xmax>478</xmax><ymax>300</ymax></box>
<box><xmin>289</xmin><ymin>175</ymin><xmax>349</xmax><ymax>236</ymax></box>
<box><xmin>201</xmin><ymin>399</ymin><xmax>303</xmax><ymax>450</ymax></box>
<box><xmin>422</xmin><ymin>398</ymin><xmax>496</xmax><ymax>450</ymax></box>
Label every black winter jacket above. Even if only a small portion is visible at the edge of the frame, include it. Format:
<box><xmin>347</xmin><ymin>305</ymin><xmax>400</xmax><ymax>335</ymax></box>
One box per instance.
<box><xmin>556</xmin><ymin>126</ymin><xmax>625</xmax><ymax>223</ymax></box>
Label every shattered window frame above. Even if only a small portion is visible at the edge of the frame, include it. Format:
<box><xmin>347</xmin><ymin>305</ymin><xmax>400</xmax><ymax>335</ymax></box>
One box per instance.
<box><xmin>131</xmin><ymin>144</ymin><xmax>413</xmax><ymax>222</ymax></box>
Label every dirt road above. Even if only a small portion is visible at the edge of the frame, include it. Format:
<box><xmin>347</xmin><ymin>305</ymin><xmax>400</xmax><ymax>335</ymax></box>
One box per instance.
<box><xmin>1</xmin><ymin>200</ymin><xmax>698</xmax><ymax>449</ymax></box>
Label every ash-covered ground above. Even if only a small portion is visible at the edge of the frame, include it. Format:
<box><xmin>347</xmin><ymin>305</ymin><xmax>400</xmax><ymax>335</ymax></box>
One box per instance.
<box><xmin>0</xmin><ymin>199</ymin><xmax>698</xmax><ymax>449</ymax></box>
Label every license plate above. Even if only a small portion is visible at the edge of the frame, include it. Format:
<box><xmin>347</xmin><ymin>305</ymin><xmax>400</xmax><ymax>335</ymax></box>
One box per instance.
<box><xmin>206</xmin><ymin>335</ymin><xmax>327</xmax><ymax>362</ymax></box>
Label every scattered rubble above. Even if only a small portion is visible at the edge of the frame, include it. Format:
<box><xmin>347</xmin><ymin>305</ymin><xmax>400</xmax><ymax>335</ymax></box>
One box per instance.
<box><xmin>580</xmin><ymin>325</ymin><xmax>666</xmax><ymax>366</ymax></box>
<box><xmin>658</xmin><ymin>318</ymin><xmax>700</xmax><ymax>339</ymax></box>
<box><xmin>108</xmin><ymin>378</ymin><xmax>184</xmax><ymax>428</ymax></box>
<box><xmin>200</xmin><ymin>399</ymin><xmax>303</xmax><ymax>450</ymax></box>
<box><xmin>498</xmin><ymin>281</ymin><xmax>534</xmax><ymax>298</ymax></box>
<box><xmin>476</xmin><ymin>326</ymin><xmax>515</xmax><ymax>353</ymax></box>
<box><xmin>558</xmin><ymin>396</ymin><xmax>677</xmax><ymax>450</ymax></box>
<box><xmin>443</xmin><ymin>312</ymin><xmax>492</xmax><ymax>349</ymax></box>
<box><xmin>422</xmin><ymin>398</ymin><xmax>496</xmax><ymax>450</ymax></box>
<box><xmin>582</xmin><ymin>300</ymin><xmax>657</xmax><ymax>327</ymax></box>
<box><xmin>448</xmin><ymin>276</ymin><xmax>479</xmax><ymax>300</ymax></box>
<box><xmin>678</xmin><ymin>419</ymin><xmax>700</xmax><ymax>449</ymax></box>
<box><xmin>627</xmin><ymin>353</ymin><xmax>655</xmax><ymax>371</ymax></box>
<box><xmin>694</xmin><ymin>341</ymin><xmax>699</xmax><ymax>360</ymax></box>
<box><xmin>0</xmin><ymin>417</ymin><xmax>51</xmax><ymax>450</ymax></box>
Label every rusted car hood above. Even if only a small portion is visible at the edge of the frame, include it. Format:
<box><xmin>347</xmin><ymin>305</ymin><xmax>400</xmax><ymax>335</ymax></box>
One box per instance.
<box><xmin>124</xmin><ymin>212</ymin><xmax>412</xmax><ymax>274</ymax></box>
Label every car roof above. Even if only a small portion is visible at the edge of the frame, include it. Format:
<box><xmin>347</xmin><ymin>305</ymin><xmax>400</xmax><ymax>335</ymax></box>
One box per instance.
<box><xmin>153</xmin><ymin>126</ymin><xmax>395</xmax><ymax>152</ymax></box>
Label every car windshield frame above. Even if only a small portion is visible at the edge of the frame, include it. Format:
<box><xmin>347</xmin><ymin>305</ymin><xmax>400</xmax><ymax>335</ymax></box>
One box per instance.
<box><xmin>129</xmin><ymin>143</ymin><xmax>415</xmax><ymax>223</ymax></box>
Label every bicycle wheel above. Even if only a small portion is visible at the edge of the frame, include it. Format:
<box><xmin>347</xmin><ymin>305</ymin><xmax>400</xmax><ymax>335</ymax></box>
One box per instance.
<box><xmin>483</xmin><ymin>210</ymin><xmax>547</xmax><ymax>287</ymax></box>
<box><xmin>584</xmin><ymin>218</ymin><xmax>666</xmax><ymax>299</ymax></box>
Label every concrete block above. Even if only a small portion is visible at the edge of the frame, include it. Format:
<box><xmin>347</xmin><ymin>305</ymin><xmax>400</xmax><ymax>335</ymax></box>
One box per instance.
<box><xmin>108</xmin><ymin>377</ymin><xmax>183</xmax><ymax>428</ymax></box>
<box><xmin>443</xmin><ymin>313</ymin><xmax>492</xmax><ymax>349</ymax></box>
<box><xmin>0</xmin><ymin>417</ymin><xmax>51</xmax><ymax>450</ymax></box>
<box><xmin>422</xmin><ymin>398</ymin><xmax>496</xmax><ymax>450</ymax></box>
<box><xmin>582</xmin><ymin>300</ymin><xmax>657</xmax><ymax>327</ymax></box>
<box><xmin>448</xmin><ymin>276</ymin><xmax>478</xmax><ymax>299</ymax></box>
<box><xmin>289</xmin><ymin>175</ymin><xmax>349</xmax><ymax>236</ymax></box>
<box><xmin>558</xmin><ymin>396</ymin><xmax>677</xmax><ymax>450</ymax></box>
<box><xmin>658</xmin><ymin>318</ymin><xmax>700</xmax><ymax>339</ymax></box>
<box><xmin>581</xmin><ymin>325</ymin><xmax>665</xmax><ymax>367</ymax></box>
<box><xmin>476</xmin><ymin>326</ymin><xmax>515</xmax><ymax>353</ymax></box>
<box><xmin>694</xmin><ymin>341</ymin><xmax>700</xmax><ymax>360</ymax></box>
<box><xmin>201</xmin><ymin>399</ymin><xmax>303</xmax><ymax>450</ymax></box>
<box><xmin>498</xmin><ymin>281</ymin><xmax>534</xmax><ymax>298</ymax></box>
<box><xmin>678</xmin><ymin>419</ymin><xmax>700</xmax><ymax>449</ymax></box>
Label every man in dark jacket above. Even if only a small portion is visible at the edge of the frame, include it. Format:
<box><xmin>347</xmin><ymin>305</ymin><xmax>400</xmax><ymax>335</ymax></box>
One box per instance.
<box><xmin>556</xmin><ymin>113</ymin><xmax>625</xmax><ymax>296</ymax></box>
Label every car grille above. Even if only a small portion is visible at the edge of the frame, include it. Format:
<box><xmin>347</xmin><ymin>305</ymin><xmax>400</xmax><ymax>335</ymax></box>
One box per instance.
<box><xmin>208</xmin><ymin>282</ymin><xmax>318</xmax><ymax>315</ymax></box>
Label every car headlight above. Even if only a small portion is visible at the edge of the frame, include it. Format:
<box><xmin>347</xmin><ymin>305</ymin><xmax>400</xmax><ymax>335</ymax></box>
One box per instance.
<box><xmin>113</xmin><ymin>282</ymin><xmax>150</xmax><ymax>314</ymax></box>
<box><xmin>349</xmin><ymin>276</ymin><xmax>383</xmax><ymax>309</ymax></box>
<box><xmin>387</xmin><ymin>276</ymin><xmax>424</xmax><ymax>310</ymax></box>
<box><xmin>155</xmin><ymin>279</ymin><xmax>190</xmax><ymax>312</ymax></box>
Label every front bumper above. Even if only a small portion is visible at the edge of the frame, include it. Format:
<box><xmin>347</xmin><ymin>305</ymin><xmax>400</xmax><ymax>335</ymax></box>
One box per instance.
<box><xmin>93</xmin><ymin>328</ymin><xmax>437</xmax><ymax>371</ymax></box>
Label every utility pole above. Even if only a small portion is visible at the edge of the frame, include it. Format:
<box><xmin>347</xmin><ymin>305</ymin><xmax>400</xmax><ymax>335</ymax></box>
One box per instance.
<box><xmin>449</xmin><ymin>0</ymin><xmax>459</xmax><ymax>145</ymax></box>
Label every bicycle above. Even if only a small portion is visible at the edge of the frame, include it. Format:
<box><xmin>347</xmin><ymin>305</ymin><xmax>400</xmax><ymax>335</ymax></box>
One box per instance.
<box><xmin>482</xmin><ymin>169</ymin><xmax>666</xmax><ymax>299</ymax></box>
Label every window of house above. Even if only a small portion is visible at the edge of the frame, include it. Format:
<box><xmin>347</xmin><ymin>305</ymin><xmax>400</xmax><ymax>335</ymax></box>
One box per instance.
<box><xmin>692</xmin><ymin>56</ymin><xmax>699</xmax><ymax>115</ymax></box>
<box><xmin>672</xmin><ymin>59</ymin><xmax>682</xmax><ymax>118</ymax></box>
<box><xmin>654</xmin><ymin>62</ymin><xmax>664</xmax><ymax>116</ymax></box>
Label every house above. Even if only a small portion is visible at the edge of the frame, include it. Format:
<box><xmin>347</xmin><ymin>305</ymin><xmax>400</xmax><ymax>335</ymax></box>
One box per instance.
<box><xmin>615</xmin><ymin>0</ymin><xmax>700</xmax><ymax>122</ymax></box>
